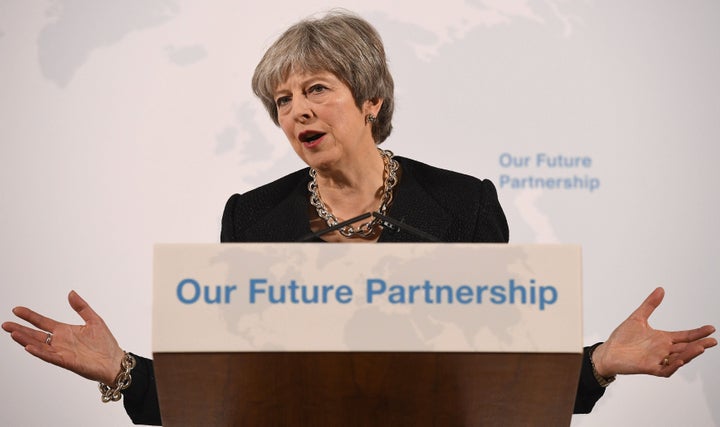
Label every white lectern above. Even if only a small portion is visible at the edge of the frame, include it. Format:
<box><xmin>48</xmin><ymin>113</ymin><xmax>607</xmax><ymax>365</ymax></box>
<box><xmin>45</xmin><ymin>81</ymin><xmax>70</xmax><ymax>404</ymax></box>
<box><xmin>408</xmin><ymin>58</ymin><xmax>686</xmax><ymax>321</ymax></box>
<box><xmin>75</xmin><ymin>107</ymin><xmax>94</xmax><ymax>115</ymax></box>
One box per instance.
<box><xmin>153</xmin><ymin>243</ymin><xmax>582</xmax><ymax>426</ymax></box>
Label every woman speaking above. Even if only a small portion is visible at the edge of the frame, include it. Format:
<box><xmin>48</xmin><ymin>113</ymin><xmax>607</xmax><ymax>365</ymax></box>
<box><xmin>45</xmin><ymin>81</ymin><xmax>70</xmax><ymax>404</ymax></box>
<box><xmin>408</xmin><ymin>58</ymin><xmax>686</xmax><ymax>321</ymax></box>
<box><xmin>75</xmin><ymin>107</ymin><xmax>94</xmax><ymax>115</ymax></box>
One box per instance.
<box><xmin>3</xmin><ymin>10</ymin><xmax>716</xmax><ymax>426</ymax></box>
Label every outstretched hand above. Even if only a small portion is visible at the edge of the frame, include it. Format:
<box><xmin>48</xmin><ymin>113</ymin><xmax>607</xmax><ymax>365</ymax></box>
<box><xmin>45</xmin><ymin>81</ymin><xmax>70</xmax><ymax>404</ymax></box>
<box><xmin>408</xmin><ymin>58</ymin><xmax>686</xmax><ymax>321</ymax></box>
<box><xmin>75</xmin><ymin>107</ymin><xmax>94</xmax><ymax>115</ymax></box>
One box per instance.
<box><xmin>592</xmin><ymin>287</ymin><xmax>717</xmax><ymax>378</ymax></box>
<box><xmin>2</xmin><ymin>291</ymin><xmax>125</xmax><ymax>385</ymax></box>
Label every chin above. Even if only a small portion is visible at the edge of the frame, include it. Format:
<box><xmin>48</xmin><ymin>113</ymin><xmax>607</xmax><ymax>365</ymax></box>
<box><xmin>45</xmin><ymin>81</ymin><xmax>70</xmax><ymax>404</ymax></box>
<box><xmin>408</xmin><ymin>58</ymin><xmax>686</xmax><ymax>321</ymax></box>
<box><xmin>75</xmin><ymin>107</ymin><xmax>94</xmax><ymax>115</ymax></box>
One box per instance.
<box><xmin>308</xmin><ymin>161</ymin><xmax>336</xmax><ymax>173</ymax></box>
<box><xmin>303</xmin><ymin>152</ymin><xmax>341</xmax><ymax>172</ymax></box>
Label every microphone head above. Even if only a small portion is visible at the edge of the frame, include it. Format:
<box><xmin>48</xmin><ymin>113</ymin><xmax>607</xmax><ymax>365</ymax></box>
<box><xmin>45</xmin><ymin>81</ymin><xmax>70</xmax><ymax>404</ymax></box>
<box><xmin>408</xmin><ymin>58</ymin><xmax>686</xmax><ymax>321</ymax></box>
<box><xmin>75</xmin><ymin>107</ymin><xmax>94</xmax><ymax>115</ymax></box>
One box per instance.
<box><xmin>379</xmin><ymin>220</ymin><xmax>400</xmax><ymax>232</ymax></box>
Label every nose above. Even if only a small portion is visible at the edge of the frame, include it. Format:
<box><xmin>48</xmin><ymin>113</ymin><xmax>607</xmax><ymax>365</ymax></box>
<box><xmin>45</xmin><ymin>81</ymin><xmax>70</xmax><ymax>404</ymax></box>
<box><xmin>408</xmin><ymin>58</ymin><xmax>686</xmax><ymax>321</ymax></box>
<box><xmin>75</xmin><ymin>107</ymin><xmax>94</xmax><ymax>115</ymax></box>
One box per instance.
<box><xmin>292</xmin><ymin>96</ymin><xmax>313</xmax><ymax>123</ymax></box>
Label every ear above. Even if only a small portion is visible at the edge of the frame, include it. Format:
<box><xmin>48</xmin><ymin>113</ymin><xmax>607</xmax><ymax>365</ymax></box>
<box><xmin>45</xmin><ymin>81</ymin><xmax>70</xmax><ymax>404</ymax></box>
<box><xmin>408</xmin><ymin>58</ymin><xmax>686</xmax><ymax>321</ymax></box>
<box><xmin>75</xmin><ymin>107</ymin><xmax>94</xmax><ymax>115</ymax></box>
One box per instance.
<box><xmin>363</xmin><ymin>98</ymin><xmax>384</xmax><ymax>116</ymax></box>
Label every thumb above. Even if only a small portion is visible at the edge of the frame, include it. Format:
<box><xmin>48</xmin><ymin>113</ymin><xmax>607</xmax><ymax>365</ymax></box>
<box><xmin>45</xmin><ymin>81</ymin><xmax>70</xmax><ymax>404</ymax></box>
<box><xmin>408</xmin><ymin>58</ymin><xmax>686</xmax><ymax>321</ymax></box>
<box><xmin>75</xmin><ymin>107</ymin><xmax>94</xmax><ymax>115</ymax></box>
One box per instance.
<box><xmin>68</xmin><ymin>290</ymin><xmax>101</xmax><ymax>324</ymax></box>
<box><xmin>629</xmin><ymin>286</ymin><xmax>665</xmax><ymax>322</ymax></box>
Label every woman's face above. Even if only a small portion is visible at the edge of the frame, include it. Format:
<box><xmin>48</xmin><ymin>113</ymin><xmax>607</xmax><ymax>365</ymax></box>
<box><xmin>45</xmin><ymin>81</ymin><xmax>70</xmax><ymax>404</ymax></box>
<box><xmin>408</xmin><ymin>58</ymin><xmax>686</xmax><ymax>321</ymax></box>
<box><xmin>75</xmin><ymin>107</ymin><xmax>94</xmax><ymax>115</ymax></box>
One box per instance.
<box><xmin>274</xmin><ymin>71</ymin><xmax>379</xmax><ymax>172</ymax></box>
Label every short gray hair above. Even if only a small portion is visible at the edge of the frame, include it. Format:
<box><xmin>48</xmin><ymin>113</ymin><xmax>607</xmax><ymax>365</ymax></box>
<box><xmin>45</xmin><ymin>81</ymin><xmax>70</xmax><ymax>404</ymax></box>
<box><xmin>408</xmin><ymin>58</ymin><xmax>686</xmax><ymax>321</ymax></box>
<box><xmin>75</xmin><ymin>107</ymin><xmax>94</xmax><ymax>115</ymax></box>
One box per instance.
<box><xmin>252</xmin><ymin>10</ymin><xmax>394</xmax><ymax>143</ymax></box>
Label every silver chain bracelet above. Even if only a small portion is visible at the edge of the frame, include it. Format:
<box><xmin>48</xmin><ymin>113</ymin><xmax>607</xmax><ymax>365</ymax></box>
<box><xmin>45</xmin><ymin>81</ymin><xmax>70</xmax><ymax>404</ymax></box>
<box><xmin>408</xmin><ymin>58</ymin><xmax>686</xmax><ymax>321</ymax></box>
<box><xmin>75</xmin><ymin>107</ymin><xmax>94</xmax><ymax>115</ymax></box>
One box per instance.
<box><xmin>98</xmin><ymin>351</ymin><xmax>136</xmax><ymax>403</ymax></box>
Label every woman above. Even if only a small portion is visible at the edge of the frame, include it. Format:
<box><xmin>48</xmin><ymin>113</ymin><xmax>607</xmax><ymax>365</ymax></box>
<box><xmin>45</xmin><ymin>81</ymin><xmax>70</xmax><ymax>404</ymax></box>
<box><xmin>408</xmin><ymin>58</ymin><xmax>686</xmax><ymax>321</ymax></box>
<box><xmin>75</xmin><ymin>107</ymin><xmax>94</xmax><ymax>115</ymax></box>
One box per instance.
<box><xmin>2</xmin><ymin>10</ymin><xmax>716</xmax><ymax>426</ymax></box>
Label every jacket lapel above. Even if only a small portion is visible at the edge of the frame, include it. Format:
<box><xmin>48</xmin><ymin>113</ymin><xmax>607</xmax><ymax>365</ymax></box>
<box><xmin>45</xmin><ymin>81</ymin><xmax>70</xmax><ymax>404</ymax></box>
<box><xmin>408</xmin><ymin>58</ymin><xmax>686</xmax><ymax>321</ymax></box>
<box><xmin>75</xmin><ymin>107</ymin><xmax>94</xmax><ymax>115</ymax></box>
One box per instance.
<box><xmin>379</xmin><ymin>158</ymin><xmax>451</xmax><ymax>242</ymax></box>
<box><xmin>250</xmin><ymin>157</ymin><xmax>452</xmax><ymax>243</ymax></box>
<box><xmin>243</xmin><ymin>174</ymin><xmax>313</xmax><ymax>242</ymax></box>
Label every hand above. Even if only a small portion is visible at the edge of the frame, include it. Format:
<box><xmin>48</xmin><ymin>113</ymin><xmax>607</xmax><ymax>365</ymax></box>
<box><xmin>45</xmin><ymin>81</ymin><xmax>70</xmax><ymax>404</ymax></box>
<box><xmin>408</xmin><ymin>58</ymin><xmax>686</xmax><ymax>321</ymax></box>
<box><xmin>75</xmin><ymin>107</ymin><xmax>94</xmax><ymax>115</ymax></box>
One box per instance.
<box><xmin>2</xmin><ymin>290</ymin><xmax>125</xmax><ymax>385</ymax></box>
<box><xmin>592</xmin><ymin>287</ymin><xmax>717</xmax><ymax>378</ymax></box>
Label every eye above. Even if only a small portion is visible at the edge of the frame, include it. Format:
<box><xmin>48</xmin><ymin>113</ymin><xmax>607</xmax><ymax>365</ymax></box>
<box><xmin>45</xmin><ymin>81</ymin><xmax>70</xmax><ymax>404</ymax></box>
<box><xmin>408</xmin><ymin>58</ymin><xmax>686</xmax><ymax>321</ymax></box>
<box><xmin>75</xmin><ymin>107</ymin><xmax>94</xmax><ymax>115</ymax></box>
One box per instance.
<box><xmin>307</xmin><ymin>84</ymin><xmax>328</xmax><ymax>95</ymax></box>
<box><xmin>275</xmin><ymin>95</ymin><xmax>291</xmax><ymax>108</ymax></box>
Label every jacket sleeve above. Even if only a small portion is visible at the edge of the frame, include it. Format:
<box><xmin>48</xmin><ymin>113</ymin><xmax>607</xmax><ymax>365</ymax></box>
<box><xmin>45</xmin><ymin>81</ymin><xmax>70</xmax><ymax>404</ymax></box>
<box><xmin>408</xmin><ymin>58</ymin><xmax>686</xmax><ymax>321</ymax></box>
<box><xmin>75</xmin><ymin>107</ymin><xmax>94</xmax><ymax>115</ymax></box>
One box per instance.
<box><xmin>221</xmin><ymin>193</ymin><xmax>241</xmax><ymax>242</ymax></box>
<box><xmin>122</xmin><ymin>354</ymin><xmax>162</xmax><ymax>425</ymax></box>
<box><xmin>472</xmin><ymin>179</ymin><xmax>509</xmax><ymax>243</ymax></box>
<box><xmin>574</xmin><ymin>344</ymin><xmax>608</xmax><ymax>413</ymax></box>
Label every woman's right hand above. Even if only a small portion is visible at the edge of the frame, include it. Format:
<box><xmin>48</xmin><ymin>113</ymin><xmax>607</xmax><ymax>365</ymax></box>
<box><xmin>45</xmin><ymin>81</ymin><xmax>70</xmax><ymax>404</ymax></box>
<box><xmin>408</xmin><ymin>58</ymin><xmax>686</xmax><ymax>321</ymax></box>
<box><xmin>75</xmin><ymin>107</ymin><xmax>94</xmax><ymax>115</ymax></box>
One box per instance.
<box><xmin>2</xmin><ymin>290</ymin><xmax>125</xmax><ymax>385</ymax></box>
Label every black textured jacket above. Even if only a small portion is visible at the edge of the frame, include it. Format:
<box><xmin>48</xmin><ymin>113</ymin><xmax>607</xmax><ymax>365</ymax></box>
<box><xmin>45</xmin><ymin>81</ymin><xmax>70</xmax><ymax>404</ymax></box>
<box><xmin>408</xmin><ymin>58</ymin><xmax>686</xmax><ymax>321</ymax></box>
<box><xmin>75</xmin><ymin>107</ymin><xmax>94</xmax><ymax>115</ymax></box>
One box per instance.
<box><xmin>122</xmin><ymin>156</ymin><xmax>604</xmax><ymax>425</ymax></box>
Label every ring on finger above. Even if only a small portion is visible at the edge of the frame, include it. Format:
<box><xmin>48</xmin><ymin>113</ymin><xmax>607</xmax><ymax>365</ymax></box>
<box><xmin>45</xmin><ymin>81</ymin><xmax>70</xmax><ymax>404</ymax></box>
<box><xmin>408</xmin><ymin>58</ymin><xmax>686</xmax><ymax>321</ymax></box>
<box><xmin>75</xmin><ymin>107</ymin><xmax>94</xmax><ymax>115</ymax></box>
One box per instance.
<box><xmin>45</xmin><ymin>333</ymin><xmax>52</xmax><ymax>345</ymax></box>
<box><xmin>661</xmin><ymin>355</ymin><xmax>670</xmax><ymax>366</ymax></box>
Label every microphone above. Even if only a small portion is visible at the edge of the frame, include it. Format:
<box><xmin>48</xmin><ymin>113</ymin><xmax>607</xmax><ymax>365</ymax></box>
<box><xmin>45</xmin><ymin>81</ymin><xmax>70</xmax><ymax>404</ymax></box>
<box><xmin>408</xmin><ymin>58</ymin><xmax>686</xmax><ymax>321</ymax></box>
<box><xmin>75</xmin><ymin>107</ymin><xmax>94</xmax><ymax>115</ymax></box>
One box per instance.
<box><xmin>371</xmin><ymin>211</ymin><xmax>441</xmax><ymax>242</ymax></box>
<box><xmin>297</xmin><ymin>212</ymin><xmax>373</xmax><ymax>242</ymax></box>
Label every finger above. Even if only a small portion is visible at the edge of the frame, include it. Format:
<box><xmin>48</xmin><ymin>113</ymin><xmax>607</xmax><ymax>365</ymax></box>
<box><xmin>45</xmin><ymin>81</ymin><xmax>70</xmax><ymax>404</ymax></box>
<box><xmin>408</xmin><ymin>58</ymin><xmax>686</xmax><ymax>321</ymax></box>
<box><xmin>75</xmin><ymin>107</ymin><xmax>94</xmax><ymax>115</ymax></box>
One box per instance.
<box><xmin>670</xmin><ymin>342</ymin><xmax>689</xmax><ymax>355</ymax></box>
<box><xmin>10</xmin><ymin>306</ymin><xmax>60</xmax><ymax>333</ymax></box>
<box><xmin>669</xmin><ymin>325</ymin><xmax>716</xmax><ymax>344</ymax></box>
<box><xmin>7</xmin><ymin>328</ymin><xmax>38</xmax><ymax>348</ymax></box>
<box><xmin>706</xmin><ymin>336</ymin><xmax>718</xmax><ymax>348</ymax></box>
<box><xmin>4</xmin><ymin>322</ymin><xmax>52</xmax><ymax>346</ymax></box>
<box><xmin>9</xmin><ymin>330</ymin><xmax>52</xmax><ymax>351</ymax></box>
<box><xmin>1</xmin><ymin>321</ymin><xmax>18</xmax><ymax>333</ymax></box>
<box><xmin>68</xmin><ymin>290</ymin><xmax>100</xmax><ymax>324</ymax></box>
<box><xmin>678</xmin><ymin>337</ymin><xmax>717</xmax><ymax>360</ymax></box>
<box><xmin>657</xmin><ymin>359</ymin><xmax>684</xmax><ymax>377</ymax></box>
<box><xmin>629</xmin><ymin>287</ymin><xmax>665</xmax><ymax>321</ymax></box>
<box><xmin>667</xmin><ymin>338</ymin><xmax>715</xmax><ymax>354</ymax></box>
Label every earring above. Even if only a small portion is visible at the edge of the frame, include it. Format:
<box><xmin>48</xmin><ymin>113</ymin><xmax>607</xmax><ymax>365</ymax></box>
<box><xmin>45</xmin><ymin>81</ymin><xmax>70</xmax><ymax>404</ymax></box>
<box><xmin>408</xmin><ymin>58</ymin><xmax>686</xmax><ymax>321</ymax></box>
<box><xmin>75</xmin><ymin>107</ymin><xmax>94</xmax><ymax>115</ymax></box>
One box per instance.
<box><xmin>366</xmin><ymin>113</ymin><xmax>377</xmax><ymax>124</ymax></box>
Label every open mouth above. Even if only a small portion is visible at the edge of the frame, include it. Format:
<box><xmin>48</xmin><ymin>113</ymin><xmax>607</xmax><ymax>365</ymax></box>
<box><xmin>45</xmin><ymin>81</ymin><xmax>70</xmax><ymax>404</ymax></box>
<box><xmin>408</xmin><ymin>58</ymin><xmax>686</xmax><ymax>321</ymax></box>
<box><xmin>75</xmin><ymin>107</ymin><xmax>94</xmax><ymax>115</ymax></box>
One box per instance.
<box><xmin>299</xmin><ymin>131</ymin><xmax>326</xmax><ymax>144</ymax></box>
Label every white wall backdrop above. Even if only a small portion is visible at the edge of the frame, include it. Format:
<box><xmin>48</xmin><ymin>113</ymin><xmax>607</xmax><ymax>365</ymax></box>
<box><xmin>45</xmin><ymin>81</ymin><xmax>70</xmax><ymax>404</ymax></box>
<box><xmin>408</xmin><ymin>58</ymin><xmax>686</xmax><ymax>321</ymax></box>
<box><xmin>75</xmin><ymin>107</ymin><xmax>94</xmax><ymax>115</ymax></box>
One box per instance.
<box><xmin>1</xmin><ymin>1</ymin><xmax>718</xmax><ymax>425</ymax></box>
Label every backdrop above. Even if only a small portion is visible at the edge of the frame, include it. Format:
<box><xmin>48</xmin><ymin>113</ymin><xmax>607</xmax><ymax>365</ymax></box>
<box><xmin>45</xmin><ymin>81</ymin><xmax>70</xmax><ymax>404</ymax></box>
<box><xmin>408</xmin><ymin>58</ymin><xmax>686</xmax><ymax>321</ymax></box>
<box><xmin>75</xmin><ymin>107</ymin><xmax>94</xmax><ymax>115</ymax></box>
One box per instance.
<box><xmin>1</xmin><ymin>1</ymin><xmax>718</xmax><ymax>425</ymax></box>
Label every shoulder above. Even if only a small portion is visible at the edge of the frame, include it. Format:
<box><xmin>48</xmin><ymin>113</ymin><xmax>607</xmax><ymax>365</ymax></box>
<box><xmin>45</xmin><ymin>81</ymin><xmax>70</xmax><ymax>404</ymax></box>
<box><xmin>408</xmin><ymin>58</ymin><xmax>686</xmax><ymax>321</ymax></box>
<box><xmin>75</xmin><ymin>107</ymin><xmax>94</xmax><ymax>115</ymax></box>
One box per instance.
<box><xmin>227</xmin><ymin>167</ymin><xmax>309</xmax><ymax>212</ymax></box>
<box><xmin>394</xmin><ymin>156</ymin><xmax>508</xmax><ymax>242</ymax></box>
<box><xmin>397</xmin><ymin>156</ymin><xmax>498</xmax><ymax>208</ymax></box>
<box><xmin>221</xmin><ymin>167</ymin><xmax>310</xmax><ymax>242</ymax></box>
<box><xmin>398</xmin><ymin>156</ymin><xmax>486</xmax><ymax>183</ymax></box>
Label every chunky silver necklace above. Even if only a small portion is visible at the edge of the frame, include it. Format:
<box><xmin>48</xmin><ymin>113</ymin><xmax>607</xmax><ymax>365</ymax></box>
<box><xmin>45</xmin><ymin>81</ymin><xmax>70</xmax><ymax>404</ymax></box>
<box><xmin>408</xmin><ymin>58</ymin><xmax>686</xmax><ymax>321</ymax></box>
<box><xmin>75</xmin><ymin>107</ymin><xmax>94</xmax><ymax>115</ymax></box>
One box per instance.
<box><xmin>308</xmin><ymin>148</ymin><xmax>399</xmax><ymax>238</ymax></box>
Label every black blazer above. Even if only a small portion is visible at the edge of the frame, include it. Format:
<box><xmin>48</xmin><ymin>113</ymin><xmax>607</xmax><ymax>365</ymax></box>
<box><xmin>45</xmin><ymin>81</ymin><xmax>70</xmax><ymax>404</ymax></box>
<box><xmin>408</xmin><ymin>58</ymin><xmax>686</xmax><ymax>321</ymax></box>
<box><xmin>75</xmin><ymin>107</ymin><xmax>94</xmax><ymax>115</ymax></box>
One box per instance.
<box><xmin>221</xmin><ymin>156</ymin><xmax>509</xmax><ymax>244</ymax></box>
<box><xmin>122</xmin><ymin>156</ymin><xmax>604</xmax><ymax>425</ymax></box>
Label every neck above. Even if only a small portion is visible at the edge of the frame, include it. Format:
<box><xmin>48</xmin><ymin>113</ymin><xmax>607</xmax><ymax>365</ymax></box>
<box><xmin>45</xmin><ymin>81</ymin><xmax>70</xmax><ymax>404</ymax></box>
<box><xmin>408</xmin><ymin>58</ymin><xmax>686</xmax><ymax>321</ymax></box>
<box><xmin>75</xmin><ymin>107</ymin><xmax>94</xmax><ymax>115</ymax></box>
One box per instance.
<box><xmin>309</xmin><ymin>148</ymin><xmax>399</xmax><ymax>241</ymax></box>
<box><xmin>314</xmin><ymin>147</ymin><xmax>386</xmax><ymax>219</ymax></box>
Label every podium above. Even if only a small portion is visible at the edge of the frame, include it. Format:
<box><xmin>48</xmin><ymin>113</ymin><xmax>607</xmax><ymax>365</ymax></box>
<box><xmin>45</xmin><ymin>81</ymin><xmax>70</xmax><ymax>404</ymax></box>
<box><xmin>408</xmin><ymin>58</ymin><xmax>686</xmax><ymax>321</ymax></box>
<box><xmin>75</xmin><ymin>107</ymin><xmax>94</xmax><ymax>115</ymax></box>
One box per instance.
<box><xmin>153</xmin><ymin>244</ymin><xmax>583</xmax><ymax>426</ymax></box>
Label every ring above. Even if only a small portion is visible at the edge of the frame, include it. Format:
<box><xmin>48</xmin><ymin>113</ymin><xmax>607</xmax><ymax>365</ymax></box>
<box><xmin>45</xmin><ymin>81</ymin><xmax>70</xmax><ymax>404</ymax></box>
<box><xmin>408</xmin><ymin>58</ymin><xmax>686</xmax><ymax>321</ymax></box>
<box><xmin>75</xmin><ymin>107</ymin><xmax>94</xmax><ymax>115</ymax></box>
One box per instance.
<box><xmin>662</xmin><ymin>355</ymin><xmax>670</xmax><ymax>366</ymax></box>
<box><xmin>45</xmin><ymin>333</ymin><xmax>52</xmax><ymax>345</ymax></box>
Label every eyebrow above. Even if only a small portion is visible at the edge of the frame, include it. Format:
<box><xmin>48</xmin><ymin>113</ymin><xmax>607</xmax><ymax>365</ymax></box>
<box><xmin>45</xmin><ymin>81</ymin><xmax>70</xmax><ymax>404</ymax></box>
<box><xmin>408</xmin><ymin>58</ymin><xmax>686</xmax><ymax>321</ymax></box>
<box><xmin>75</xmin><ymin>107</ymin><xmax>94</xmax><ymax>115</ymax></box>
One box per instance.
<box><xmin>274</xmin><ymin>74</ymin><xmax>335</xmax><ymax>96</ymax></box>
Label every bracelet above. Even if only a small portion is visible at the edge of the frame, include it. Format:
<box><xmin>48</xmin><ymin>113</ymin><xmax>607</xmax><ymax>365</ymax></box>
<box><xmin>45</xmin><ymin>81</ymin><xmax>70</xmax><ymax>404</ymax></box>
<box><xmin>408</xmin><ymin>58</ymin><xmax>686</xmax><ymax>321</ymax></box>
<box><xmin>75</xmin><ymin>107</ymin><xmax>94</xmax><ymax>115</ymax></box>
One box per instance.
<box><xmin>98</xmin><ymin>351</ymin><xmax>136</xmax><ymax>403</ymax></box>
<box><xmin>589</xmin><ymin>343</ymin><xmax>616</xmax><ymax>387</ymax></box>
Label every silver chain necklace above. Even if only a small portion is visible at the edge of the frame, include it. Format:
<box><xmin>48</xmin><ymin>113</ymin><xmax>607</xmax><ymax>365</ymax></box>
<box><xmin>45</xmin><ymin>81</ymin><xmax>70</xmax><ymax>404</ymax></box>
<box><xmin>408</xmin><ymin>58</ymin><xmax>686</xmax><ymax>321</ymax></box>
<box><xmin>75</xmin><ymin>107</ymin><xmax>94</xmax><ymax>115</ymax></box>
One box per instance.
<box><xmin>308</xmin><ymin>148</ymin><xmax>399</xmax><ymax>238</ymax></box>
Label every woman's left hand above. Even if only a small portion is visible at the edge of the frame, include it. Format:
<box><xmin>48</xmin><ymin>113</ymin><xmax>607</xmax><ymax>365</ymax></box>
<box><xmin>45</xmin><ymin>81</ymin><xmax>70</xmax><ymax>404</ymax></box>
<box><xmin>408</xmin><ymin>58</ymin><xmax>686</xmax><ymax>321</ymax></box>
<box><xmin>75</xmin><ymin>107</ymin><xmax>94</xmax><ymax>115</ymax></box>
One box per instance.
<box><xmin>2</xmin><ymin>291</ymin><xmax>125</xmax><ymax>385</ymax></box>
<box><xmin>591</xmin><ymin>287</ymin><xmax>716</xmax><ymax>378</ymax></box>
